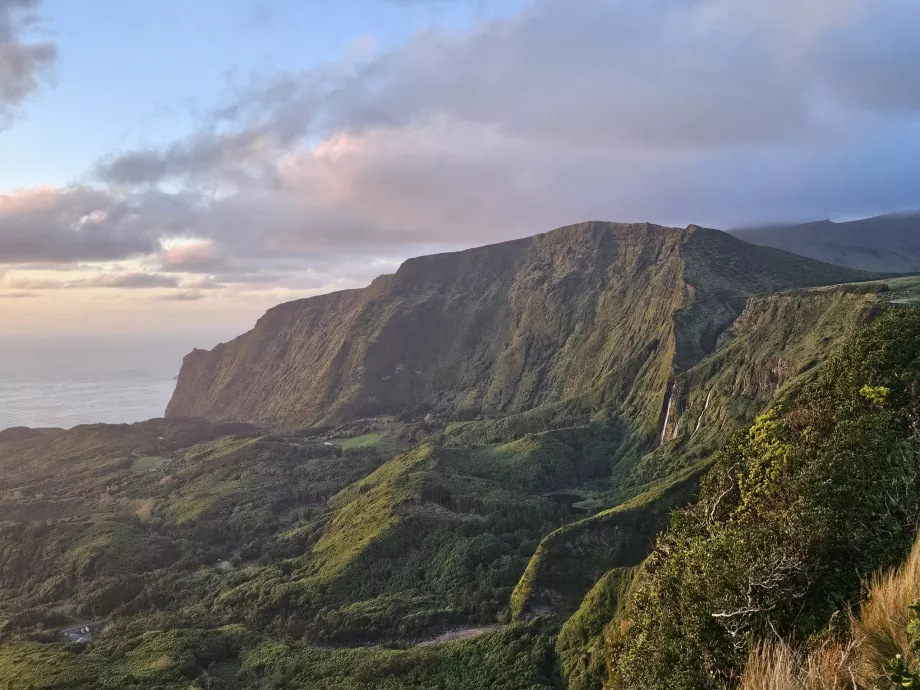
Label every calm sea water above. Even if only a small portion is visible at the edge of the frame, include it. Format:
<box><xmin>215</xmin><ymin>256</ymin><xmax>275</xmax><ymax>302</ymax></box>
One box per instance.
<box><xmin>0</xmin><ymin>335</ymin><xmax>230</xmax><ymax>430</ymax></box>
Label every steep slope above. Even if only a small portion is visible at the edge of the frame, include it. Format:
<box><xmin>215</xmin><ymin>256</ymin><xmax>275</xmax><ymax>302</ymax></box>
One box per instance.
<box><xmin>605</xmin><ymin>307</ymin><xmax>920</xmax><ymax>689</ymax></box>
<box><xmin>167</xmin><ymin>222</ymin><xmax>867</xmax><ymax>432</ymax></box>
<box><xmin>508</xmin><ymin>283</ymin><xmax>884</xmax><ymax>626</ymax></box>
<box><xmin>731</xmin><ymin>211</ymin><xmax>920</xmax><ymax>272</ymax></box>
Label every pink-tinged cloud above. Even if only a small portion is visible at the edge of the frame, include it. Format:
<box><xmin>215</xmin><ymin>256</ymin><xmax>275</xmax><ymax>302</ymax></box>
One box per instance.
<box><xmin>5</xmin><ymin>0</ymin><xmax>920</xmax><ymax>303</ymax></box>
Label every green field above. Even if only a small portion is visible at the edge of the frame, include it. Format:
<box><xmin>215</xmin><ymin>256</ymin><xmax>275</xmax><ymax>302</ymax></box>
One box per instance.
<box><xmin>329</xmin><ymin>434</ymin><xmax>411</xmax><ymax>454</ymax></box>
<box><xmin>129</xmin><ymin>456</ymin><xmax>165</xmax><ymax>473</ymax></box>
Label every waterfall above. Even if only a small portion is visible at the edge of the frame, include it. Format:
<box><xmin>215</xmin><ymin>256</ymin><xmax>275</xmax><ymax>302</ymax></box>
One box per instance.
<box><xmin>660</xmin><ymin>379</ymin><xmax>677</xmax><ymax>445</ymax></box>
<box><xmin>693</xmin><ymin>387</ymin><xmax>714</xmax><ymax>435</ymax></box>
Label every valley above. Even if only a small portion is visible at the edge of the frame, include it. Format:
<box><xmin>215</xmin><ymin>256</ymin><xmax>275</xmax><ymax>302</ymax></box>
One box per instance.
<box><xmin>1</xmin><ymin>223</ymin><xmax>920</xmax><ymax>688</ymax></box>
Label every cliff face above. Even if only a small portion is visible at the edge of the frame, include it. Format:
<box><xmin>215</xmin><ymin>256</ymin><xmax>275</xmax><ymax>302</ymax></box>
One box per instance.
<box><xmin>166</xmin><ymin>222</ymin><xmax>868</xmax><ymax>431</ymax></box>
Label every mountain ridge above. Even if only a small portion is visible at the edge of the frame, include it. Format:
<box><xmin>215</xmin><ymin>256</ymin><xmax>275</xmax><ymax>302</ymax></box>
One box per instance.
<box><xmin>730</xmin><ymin>211</ymin><xmax>920</xmax><ymax>272</ymax></box>
<box><xmin>166</xmin><ymin>221</ymin><xmax>869</xmax><ymax>433</ymax></box>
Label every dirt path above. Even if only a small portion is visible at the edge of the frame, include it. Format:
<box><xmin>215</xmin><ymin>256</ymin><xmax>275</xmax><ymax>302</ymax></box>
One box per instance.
<box><xmin>417</xmin><ymin>625</ymin><xmax>503</xmax><ymax>646</ymax></box>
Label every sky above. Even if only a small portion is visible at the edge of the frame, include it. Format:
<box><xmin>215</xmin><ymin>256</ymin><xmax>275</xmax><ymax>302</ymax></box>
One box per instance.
<box><xmin>1</xmin><ymin>0</ymin><xmax>920</xmax><ymax>337</ymax></box>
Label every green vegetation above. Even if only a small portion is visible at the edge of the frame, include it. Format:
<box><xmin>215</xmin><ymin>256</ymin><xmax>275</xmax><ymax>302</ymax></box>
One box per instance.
<box><xmin>556</xmin><ymin>566</ymin><xmax>637</xmax><ymax>690</ymax></box>
<box><xmin>168</xmin><ymin>223</ymin><xmax>867</xmax><ymax>431</ymax></box>
<box><xmin>4</xmin><ymin>227</ymin><xmax>920</xmax><ymax>688</ymax></box>
<box><xmin>607</xmin><ymin>308</ymin><xmax>920</xmax><ymax>688</ymax></box>
<box><xmin>738</xmin><ymin>529</ymin><xmax>920</xmax><ymax>688</ymax></box>
<box><xmin>509</xmin><ymin>465</ymin><xmax>702</xmax><ymax>621</ymax></box>
<box><xmin>329</xmin><ymin>433</ymin><xmax>411</xmax><ymax>454</ymax></box>
<box><xmin>129</xmin><ymin>456</ymin><xmax>165</xmax><ymax>473</ymax></box>
<box><xmin>0</xmin><ymin>623</ymin><xmax>559</xmax><ymax>689</ymax></box>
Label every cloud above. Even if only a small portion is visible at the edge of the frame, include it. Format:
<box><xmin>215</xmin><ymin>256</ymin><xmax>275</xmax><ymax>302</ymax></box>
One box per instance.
<box><xmin>8</xmin><ymin>0</ymin><xmax>920</xmax><ymax>300</ymax></box>
<box><xmin>0</xmin><ymin>187</ymin><xmax>176</xmax><ymax>263</ymax></box>
<box><xmin>78</xmin><ymin>272</ymin><xmax>179</xmax><ymax>289</ymax></box>
<box><xmin>0</xmin><ymin>0</ymin><xmax>55</xmax><ymax>125</ymax></box>
<box><xmin>1</xmin><ymin>275</ymin><xmax>64</xmax><ymax>289</ymax></box>
<box><xmin>0</xmin><ymin>290</ymin><xmax>37</xmax><ymax>298</ymax></box>
<box><xmin>98</xmin><ymin>0</ymin><xmax>918</xmax><ymax>188</ymax></box>
<box><xmin>179</xmin><ymin>275</ymin><xmax>225</xmax><ymax>290</ymax></box>
<box><xmin>158</xmin><ymin>238</ymin><xmax>226</xmax><ymax>272</ymax></box>
<box><xmin>1</xmin><ymin>271</ymin><xmax>179</xmax><ymax>290</ymax></box>
<box><xmin>155</xmin><ymin>289</ymin><xmax>206</xmax><ymax>301</ymax></box>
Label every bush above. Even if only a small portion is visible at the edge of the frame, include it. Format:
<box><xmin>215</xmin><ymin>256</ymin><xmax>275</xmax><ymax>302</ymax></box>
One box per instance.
<box><xmin>608</xmin><ymin>308</ymin><xmax>920</xmax><ymax>688</ymax></box>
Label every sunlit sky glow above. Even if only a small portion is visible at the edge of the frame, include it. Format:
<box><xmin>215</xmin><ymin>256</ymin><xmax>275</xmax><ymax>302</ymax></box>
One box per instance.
<box><xmin>2</xmin><ymin>0</ymin><xmax>920</xmax><ymax>335</ymax></box>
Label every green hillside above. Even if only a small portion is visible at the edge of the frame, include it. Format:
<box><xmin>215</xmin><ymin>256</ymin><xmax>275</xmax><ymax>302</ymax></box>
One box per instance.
<box><xmin>607</xmin><ymin>307</ymin><xmax>920</xmax><ymax>688</ymax></box>
<box><xmin>167</xmin><ymin>222</ymin><xmax>867</xmax><ymax>432</ymax></box>
<box><xmin>5</xmin><ymin>226</ymin><xmax>920</xmax><ymax>689</ymax></box>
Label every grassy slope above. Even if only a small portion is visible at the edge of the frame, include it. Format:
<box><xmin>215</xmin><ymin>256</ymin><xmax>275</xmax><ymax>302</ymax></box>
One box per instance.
<box><xmin>603</xmin><ymin>307</ymin><xmax>920</xmax><ymax>688</ymax></box>
<box><xmin>738</xmin><ymin>530</ymin><xmax>920</xmax><ymax>688</ymax></box>
<box><xmin>215</xmin><ymin>433</ymin><xmax>610</xmax><ymax>642</ymax></box>
<box><xmin>504</xmin><ymin>281</ymin><xmax>888</xmax><ymax>626</ymax></box>
<box><xmin>508</xmin><ymin>465</ymin><xmax>703</xmax><ymax>620</ymax></box>
<box><xmin>0</xmin><ymin>237</ymin><xmax>902</xmax><ymax>688</ymax></box>
<box><xmin>0</xmin><ymin>423</ymin><xmax>395</xmax><ymax>624</ymax></box>
<box><xmin>555</xmin><ymin>566</ymin><xmax>639</xmax><ymax>690</ymax></box>
<box><xmin>0</xmin><ymin>623</ymin><xmax>560</xmax><ymax>690</ymax></box>
<box><xmin>629</xmin><ymin>281</ymin><xmax>885</xmax><ymax>486</ymax></box>
<box><xmin>168</xmin><ymin>223</ymin><xmax>866</xmax><ymax>432</ymax></box>
<box><xmin>0</xmin><ymin>424</ymin><xmax>570</xmax><ymax>688</ymax></box>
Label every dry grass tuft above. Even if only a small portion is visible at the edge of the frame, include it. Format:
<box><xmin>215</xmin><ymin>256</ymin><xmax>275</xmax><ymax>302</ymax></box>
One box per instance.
<box><xmin>739</xmin><ymin>637</ymin><xmax>860</xmax><ymax>690</ymax></box>
<box><xmin>851</xmin><ymin>534</ymin><xmax>920</xmax><ymax>686</ymax></box>
<box><xmin>738</xmin><ymin>533</ymin><xmax>920</xmax><ymax>690</ymax></box>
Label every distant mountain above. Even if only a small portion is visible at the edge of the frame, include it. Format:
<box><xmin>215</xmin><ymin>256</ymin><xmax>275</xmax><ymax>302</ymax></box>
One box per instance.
<box><xmin>730</xmin><ymin>211</ymin><xmax>920</xmax><ymax>272</ymax></box>
<box><xmin>167</xmin><ymin>221</ymin><xmax>868</xmax><ymax>432</ymax></box>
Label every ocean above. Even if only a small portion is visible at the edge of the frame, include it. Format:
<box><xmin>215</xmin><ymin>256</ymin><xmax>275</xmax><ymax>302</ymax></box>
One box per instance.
<box><xmin>0</xmin><ymin>334</ymin><xmax>230</xmax><ymax>430</ymax></box>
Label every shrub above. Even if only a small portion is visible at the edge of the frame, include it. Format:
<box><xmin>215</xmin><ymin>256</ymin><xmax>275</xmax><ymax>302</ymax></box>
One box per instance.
<box><xmin>608</xmin><ymin>308</ymin><xmax>920</xmax><ymax>688</ymax></box>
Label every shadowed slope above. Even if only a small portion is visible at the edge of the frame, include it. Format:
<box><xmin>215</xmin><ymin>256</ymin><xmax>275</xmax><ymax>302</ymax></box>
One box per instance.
<box><xmin>731</xmin><ymin>211</ymin><xmax>920</xmax><ymax>272</ymax></box>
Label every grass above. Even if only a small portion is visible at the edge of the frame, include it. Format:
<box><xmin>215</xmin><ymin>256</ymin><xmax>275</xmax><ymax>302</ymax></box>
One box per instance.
<box><xmin>165</xmin><ymin>480</ymin><xmax>240</xmax><ymax>524</ymax></box>
<box><xmin>509</xmin><ymin>463</ymin><xmax>703</xmax><ymax>620</ymax></box>
<box><xmin>280</xmin><ymin>504</ymin><xmax>326</xmax><ymax>523</ymax></box>
<box><xmin>556</xmin><ymin>566</ymin><xmax>638</xmax><ymax>690</ymax></box>
<box><xmin>850</xmin><ymin>538</ymin><xmax>920</xmax><ymax>682</ymax></box>
<box><xmin>129</xmin><ymin>456</ymin><xmax>165</xmax><ymax>473</ymax></box>
<box><xmin>0</xmin><ymin>622</ymin><xmax>562</xmax><ymax>690</ymax></box>
<box><xmin>739</xmin><ymin>532</ymin><xmax>920</xmax><ymax>689</ymax></box>
<box><xmin>330</xmin><ymin>434</ymin><xmax>411</xmax><ymax>454</ymax></box>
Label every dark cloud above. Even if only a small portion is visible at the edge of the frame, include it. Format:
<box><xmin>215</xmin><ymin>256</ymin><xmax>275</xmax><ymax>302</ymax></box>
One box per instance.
<box><xmin>0</xmin><ymin>186</ymin><xmax>212</xmax><ymax>264</ymax></box>
<box><xmin>96</xmin><ymin>128</ymin><xmax>286</xmax><ymax>186</ymax></box>
<box><xmin>0</xmin><ymin>0</ymin><xmax>55</xmax><ymax>124</ymax></box>
<box><xmin>0</xmin><ymin>186</ymin><xmax>187</xmax><ymax>263</ymax></box>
